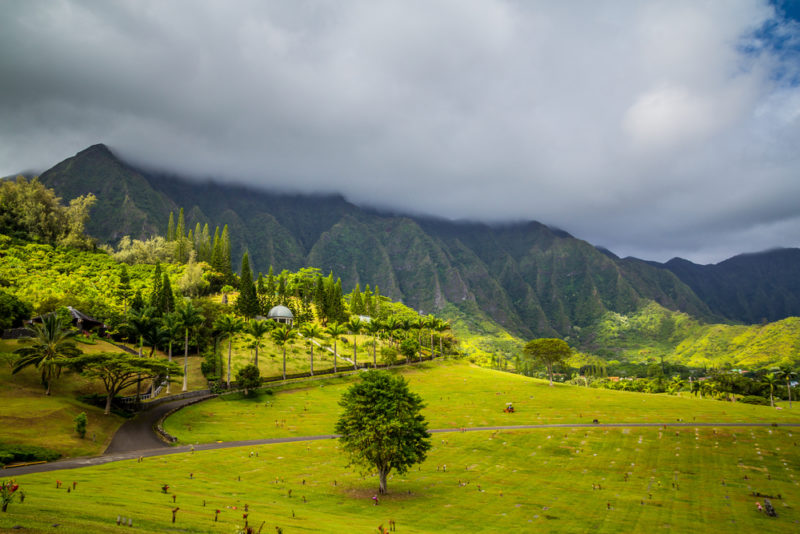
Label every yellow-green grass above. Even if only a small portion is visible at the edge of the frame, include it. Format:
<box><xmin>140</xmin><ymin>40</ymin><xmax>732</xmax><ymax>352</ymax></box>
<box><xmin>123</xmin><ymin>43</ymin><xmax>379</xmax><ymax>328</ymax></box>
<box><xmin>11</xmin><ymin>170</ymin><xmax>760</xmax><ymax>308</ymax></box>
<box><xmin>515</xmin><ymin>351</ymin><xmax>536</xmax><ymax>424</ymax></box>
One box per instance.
<box><xmin>0</xmin><ymin>340</ymin><xmax>125</xmax><ymax>457</ymax></box>
<box><xmin>165</xmin><ymin>361</ymin><xmax>800</xmax><ymax>444</ymax></box>
<box><xmin>2</xmin><ymin>426</ymin><xmax>799</xmax><ymax>533</ymax></box>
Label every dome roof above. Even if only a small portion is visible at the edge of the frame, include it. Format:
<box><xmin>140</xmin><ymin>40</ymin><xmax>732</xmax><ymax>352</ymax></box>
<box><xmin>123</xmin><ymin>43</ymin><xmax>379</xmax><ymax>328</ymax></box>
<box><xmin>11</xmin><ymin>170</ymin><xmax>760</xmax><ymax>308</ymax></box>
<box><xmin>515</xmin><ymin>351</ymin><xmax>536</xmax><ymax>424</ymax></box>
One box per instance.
<box><xmin>267</xmin><ymin>305</ymin><xmax>294</xmax><ymax>319</ymax></box>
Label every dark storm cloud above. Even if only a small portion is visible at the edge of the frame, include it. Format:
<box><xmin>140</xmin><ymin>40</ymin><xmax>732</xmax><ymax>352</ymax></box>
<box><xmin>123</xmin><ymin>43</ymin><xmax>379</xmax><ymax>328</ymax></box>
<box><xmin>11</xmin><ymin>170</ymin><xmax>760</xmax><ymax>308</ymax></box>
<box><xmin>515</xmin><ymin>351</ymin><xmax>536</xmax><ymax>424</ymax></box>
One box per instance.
<box><xmin>1</xmin><ymin>0</ymin><xmax>799</xmax><ymax>263</ymax></box>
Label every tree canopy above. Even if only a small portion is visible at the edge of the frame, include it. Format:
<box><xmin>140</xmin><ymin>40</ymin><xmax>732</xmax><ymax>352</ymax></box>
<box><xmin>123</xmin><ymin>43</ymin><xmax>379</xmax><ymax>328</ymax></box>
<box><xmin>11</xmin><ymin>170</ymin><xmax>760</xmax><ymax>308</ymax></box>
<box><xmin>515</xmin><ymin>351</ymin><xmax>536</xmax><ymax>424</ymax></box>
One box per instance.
<box><xmin>334</xmin><ymin>370</ymin><xmax>431</xmax><ymax>494</ymax></box>
<box><xmin>522</xmin><ymin>338</ymin><xmax>572</xmax><ymax>386</ymax></box>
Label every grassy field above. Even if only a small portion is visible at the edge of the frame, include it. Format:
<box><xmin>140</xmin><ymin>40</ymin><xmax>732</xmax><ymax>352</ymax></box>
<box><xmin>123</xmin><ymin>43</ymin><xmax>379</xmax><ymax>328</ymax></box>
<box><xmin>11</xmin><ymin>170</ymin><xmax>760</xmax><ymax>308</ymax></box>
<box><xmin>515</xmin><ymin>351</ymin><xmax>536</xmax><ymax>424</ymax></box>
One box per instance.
<box><xmin>2</xmin><ymin>362</ymin><xmax>799</xmax><ymax>533</ymax></box>
<box><xmin>164</xmin><ymin>362</ymin><xmax>800</xmax><ymax>444</ymax></box>
<box><xmin>1</xmin><ymin>425</ymin><xmax>798</xmax><ymax>533</ymax></box>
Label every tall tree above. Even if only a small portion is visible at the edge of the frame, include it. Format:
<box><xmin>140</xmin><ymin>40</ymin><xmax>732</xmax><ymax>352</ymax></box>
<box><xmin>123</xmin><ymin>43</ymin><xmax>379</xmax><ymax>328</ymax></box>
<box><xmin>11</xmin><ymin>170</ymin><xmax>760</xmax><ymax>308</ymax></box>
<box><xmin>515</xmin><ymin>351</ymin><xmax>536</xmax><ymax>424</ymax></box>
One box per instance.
<box><xmin>214</xmin><ymin>314</ymin><xmax>245</xmax><ymax>389</ymax></box>
<box><xmin>762</xmin><ymin>372</ymin><xmax>779</xmax><ymax>408</ymax></box>
<box><xmin>166</xmin><ymin>211</ymin><xmax>175</xmax><ymax>241</ymax></box>
<box><xmin>271</xmin><ymin>325</ymin><xmax>298</xmax><ymax>380</ymax></box>
<box><xmin>347</xmin><ymin>316</ymin><xmax>363</xmax><ymax>369</ymax></box>
<box><xmin>12</xmin><ymin>314</ymin><xmax>82</xmax><ymax>395</ymax></box>
<box><xmin>176</xmin><ymin>301</ymin><xmax>204</xmax><ymax>392</ymax></box>
<box><xmin>220</xmin><ymin>224</ymin><xmax>233</xmax><ymax>283</ymax></box>
<box><xmin>523</xmin><ymin>338</ymin><xmax>571</xmax><ymax>386</ymax></box>
<box><xmin>364</xmin><ymin>319</ymin><xmax>382</xmax><ymax>368</ymax></box>
<box><xmin>777</xmin><ymin>366</ymin><xmax>796</xmax><ymax>408</ymax></box>
<box><xmin>160</xmin><ymin>312</ymin><xmax>182</xmax><ymax>394</ymax></box>
<box><xmin>148</xmin><ymin>263</ymin><xmax>164</xmax><ymax>315</ymax></box>
<box><xmin>175</xmin><ymin>208</ymin><xmax>187</xmax><ymax>263</ymax></box>
<box><xmin>116</xmin><ymin>264</ymin><xmax>133</xmax><ymax>314</ymax></box>
<box><xmin>245</xmin><ymin>319</ymin><xmax>272</xmax><ymax>368</ymax></box>
<box><xmin>335</xmin><ymin>371</ymin><xmax>431</xmax><ymax>495</ymax></box>
<box><xmin>325</xmin><ymin>322</ymin><xmax>347</xmax><ymax>373</ymax></box>
<box><xmin>236</xmin><ymin>252</ymin><xmax>259</xmax><ymax>318</ymax></box>
<box><xmin>299</xmin><ymin>323</ymin><xmax>323</xmax><ymax>375</ymax></box>
<box><xmin>349</xmin><ymin>284</ymin><xmax>364</xmax><ymax>315</ymax></box>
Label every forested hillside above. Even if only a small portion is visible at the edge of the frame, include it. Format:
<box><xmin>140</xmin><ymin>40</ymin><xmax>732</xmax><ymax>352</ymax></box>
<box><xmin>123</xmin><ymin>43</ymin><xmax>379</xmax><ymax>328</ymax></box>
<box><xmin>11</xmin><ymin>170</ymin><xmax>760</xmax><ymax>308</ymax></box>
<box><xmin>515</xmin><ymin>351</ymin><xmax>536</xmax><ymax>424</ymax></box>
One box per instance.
<box><xmin>36</xmin><ymin>144</ymin><xmax>745</xmax><ymax>340</ymax></box>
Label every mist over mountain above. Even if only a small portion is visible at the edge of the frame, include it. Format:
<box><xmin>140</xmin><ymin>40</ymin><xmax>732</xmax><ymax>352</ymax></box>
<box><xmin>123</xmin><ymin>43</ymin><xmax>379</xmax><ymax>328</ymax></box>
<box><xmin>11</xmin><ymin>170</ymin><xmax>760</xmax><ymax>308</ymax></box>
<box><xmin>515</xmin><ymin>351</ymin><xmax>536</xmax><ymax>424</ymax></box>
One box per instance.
<box><xmin>36</xmin><ymin>145</ymin><xmax>800</xmax><ymax>337</ymax></box>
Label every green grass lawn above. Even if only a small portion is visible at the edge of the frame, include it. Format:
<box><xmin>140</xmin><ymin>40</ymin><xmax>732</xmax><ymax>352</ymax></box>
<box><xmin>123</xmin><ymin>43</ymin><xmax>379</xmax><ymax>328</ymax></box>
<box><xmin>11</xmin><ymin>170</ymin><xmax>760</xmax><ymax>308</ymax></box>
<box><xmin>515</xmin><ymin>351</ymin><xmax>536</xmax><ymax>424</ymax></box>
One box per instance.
<box><xmin>2</xmin><ymin>426</ymin><xmax>798</xmax><ymax>533</ymax></box>
<box><xmin>0</xmin><ymin>340</ymin><xmax>126</xmax><ymax>458</ymax></box>
<box><xmin>165</xmin><ymin>361</ymin><xmax>800</xmax><ymax>444</ymax></box>
<box><xmin>3</xmin><ymin>360</ymin><xmax>800</xmax><ymax>533</ymax></box>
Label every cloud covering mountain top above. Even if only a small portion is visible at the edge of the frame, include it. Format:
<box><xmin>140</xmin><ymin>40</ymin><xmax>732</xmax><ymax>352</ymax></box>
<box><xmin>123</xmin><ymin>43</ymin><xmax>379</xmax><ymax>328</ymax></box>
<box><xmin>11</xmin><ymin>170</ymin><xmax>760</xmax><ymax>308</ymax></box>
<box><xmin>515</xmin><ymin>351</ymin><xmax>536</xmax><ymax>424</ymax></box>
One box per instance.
<box><xmin>2</xmin><ymin>0</ymin><xmax>799</xmax><ymax>263</ymax></box>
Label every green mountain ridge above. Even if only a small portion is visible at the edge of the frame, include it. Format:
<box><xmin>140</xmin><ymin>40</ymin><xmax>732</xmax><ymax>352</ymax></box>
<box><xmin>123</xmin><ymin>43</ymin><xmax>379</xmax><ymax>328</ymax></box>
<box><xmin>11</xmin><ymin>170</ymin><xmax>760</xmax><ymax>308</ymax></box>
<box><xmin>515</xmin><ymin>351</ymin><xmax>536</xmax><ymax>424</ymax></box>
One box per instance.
<box><xmin>35</xmin><ymin>144</ymin><xmax>800</xmax><ymax>344</ymax></box>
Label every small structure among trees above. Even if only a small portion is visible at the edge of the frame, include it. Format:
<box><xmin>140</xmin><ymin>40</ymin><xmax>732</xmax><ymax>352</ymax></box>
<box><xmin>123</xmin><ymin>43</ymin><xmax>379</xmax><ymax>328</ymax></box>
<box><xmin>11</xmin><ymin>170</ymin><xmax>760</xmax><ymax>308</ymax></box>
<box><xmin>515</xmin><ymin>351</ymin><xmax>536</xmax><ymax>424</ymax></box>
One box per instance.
<box><xmin>267</xmin><ymin>305</ymin><xmax>294</xmax><ymax>327</ymax></box>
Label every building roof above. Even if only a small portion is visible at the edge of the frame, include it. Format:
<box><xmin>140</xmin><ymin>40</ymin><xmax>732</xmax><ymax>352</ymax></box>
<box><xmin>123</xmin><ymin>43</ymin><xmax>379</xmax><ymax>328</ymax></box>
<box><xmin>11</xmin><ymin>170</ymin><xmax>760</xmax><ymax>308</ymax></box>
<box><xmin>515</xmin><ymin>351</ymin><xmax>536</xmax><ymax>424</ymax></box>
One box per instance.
<box><xmin>267</xmin><ymin>305</ymin><xmax>294</xmax><ymax>319</ymax></box>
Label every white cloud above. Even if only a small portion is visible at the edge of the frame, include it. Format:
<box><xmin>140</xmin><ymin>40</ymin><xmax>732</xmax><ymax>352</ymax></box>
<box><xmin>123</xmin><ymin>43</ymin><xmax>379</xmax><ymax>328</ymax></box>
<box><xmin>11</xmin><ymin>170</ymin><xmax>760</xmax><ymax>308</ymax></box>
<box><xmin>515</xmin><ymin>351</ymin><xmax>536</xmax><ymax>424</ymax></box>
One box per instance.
<box><xmin>0</xmin><ymin>0</ymin><xmax>798</xmax><ymax>263</ymax></box>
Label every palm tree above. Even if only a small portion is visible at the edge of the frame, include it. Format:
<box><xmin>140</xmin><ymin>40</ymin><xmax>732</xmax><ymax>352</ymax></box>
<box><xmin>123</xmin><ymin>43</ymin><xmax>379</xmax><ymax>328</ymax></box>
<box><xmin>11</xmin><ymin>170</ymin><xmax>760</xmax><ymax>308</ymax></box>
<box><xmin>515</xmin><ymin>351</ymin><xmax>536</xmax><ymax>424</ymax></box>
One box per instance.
<box><xmin>13</xmin><ymin>314</ymin><xmax>81</xmax><ymax>395</ymax></box>
<box><xmin>127</xmin><ymin>305</ymin><xmax>157</xmax><ymax>358</ymax></box>
<box><xmin>363</xmin><ymin>319</ymin><xmax>382</xmax><ymax>368</ymax></box>
<box><xmin>176</xmin><ymin>301</ymin><xmax>204</xmax><ymax>392</ymax></box>
<box><xmin>325</xmin><ymin>322</ymin><xmax>347</xmax><ymax>373</ymax></box>
<box><xmin>382</xmin><ymin>316</ymin><xmax>399</xmax><ymax>346</ymax></box>
<box><xmin>424</xmin><ymin>315</ymin><xmax>437</xmax><ymax>354</ymax></box>
<box><xmin>776</xmin><ymin>366</ymin><xmax>796</xmax><ymax>409</ymax></box>
<box><xmin>245</xmin><ymin>319</ymin><xmax>272</xmax><ymax>368</ymax></box>
<box><xmin>668</xmin><ymin>375</ymin><xmax>685</xmax><ymax>395</ymax></box>
<box><xmin>271</xmin><ymin>325</ymin><xmax>298</xmax><ymax>380</ymax></box>
<box><xmin>433</xmin><ymin>318</ymin><xmax>450</xmax><ymax>358</ymax></box>
<box><xmin>214</xmin><ymin>314</ymin><xmax>245</xmax><ymax>389</ymax></box>
<box><xmin>347</xmin><ymin>316</ymin><xmax>363</xmax><ymax>369</ymax></box>
<box><xmin>762</xmin><ymin>372</ymin><xmax>779</xmax><ymax>408</ymax></box>
<box><xmin>299</xmin><ymin>323</ymin><xmax>323</xmax><ymax>375</ymax></box>
<box><xmin>160</xmin><ymin>312</ymin><xmax>182</xmax><ymax>394</ymax></box>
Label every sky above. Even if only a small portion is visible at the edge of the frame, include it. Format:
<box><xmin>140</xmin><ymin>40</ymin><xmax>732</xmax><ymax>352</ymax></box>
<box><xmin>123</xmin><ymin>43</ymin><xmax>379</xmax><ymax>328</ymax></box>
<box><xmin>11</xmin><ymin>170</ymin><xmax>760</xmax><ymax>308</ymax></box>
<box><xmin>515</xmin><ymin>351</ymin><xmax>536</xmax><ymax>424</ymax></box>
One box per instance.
<box><xmin>2</xmin><ymin>0</ymin><xmax>800</xmax><ymax>264</ymax></box>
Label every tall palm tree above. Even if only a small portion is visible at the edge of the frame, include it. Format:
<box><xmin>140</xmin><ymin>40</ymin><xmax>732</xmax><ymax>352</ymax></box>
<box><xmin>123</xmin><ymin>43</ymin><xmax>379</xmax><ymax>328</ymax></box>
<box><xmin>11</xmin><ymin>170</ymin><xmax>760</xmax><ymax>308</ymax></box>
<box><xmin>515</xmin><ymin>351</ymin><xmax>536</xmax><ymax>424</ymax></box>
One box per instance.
<box><xmin>214</xmin><ymin>314</ymin><xmax>245</xmax><ymax>389</ymax></box>
<box><xmin>382</xmin><ymin>316</ymin><xmax>399</xmax><ymax>347</ymax></box>
<box><xmin>412</xmin><ymin>316</ymin><xmax>425</xmax><ymax>346</ymax></box>
<box><xmin>245</xmin><ymin>319</ymin><xmax>273</xmax><ymax>369</ymax></box>
<box><xmin>299</xmin><ymin>323</ymin><xmax>323</xmax><ymax>375</ymax></box>
<box><xmin>347</xmin><ymin>316</ymin><xmax>363</xmax><ymax>369</ymax></box>
<box><xmin>763</xmin><ymin>372</ymin><xmax>779</xmax><ymax>408</ymax></box>
<box><xmin>160</xmin><ymin>312</ymin><xmax>182</xmax><ymax>394</ymax></box>
<box><xmin>176</xmin><ymin>301</ymin><xmax>204</xmax><ymax>392</ymax></box>
<box><xmin>325</xmin><ymin>322</ymin><xmax>347</xmax><ymax>373</ymax></box>
<box><xmin>776</xmin><ymin>366</ymin><xmax>796</xmax><ymax>409</ymax></box>
<box><xmin>433</xmin><ymin>318</ymin><xmax>450</xmax><ymax>358</ymax></box>
<box><xmin>424</xmin><ymin>315</ymin><xmax>437</xmax><ymax>355</ymax></box>
<box><xmin>271</xmin><ymin>325</ymin><xmax>298</xmax><ymax>380</ymax></box>
<box><xmin>364</xmin><ymin>319</ymin><xmax>382</xmax><ymax>368</ymax></box>
<box><xmin>13</xmin><ymin>314</ymin><xmax>82</xmax><ymax>395</ymax></box>
<box><xmin>127</xmin><ymin>305</ymin><xmax>157</xmax><ymax>358</ymax></box>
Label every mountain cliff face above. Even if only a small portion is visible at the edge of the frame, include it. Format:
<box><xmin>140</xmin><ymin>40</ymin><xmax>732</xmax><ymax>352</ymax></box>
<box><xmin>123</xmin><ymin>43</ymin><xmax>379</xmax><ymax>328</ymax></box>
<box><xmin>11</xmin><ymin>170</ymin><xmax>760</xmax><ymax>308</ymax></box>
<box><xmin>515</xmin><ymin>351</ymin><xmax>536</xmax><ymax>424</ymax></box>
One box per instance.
<box><xmin>37</xmin><ymin>145</ymin><xmax>798</xmax><ymax>338</ymax></box>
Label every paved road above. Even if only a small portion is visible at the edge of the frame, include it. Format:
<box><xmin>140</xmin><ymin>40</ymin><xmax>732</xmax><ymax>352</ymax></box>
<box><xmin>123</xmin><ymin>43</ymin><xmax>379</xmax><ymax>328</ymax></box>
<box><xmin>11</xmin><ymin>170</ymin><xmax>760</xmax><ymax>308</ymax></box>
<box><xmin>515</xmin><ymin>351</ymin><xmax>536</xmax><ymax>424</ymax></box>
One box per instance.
<box><xmin>104</xmin><ymin>394</ymin><xmax>215</xmax><ymax>454</ymax></box>
<box><xmin>7</xmin><ymin>421</ymin><xmax>800</xmax><ymax>476</ymax></box>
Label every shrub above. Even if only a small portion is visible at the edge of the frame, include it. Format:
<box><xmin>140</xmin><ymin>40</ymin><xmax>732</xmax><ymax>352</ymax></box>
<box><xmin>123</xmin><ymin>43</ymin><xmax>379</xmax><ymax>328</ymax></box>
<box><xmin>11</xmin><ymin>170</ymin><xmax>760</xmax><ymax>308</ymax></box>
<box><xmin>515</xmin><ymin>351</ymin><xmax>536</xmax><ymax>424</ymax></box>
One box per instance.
<box><xmin>0</xmin><ymin>444</ymin><xmax>60</xmax><ymax>466</ymax></box>
<box><xmin>74</xmin><ymin>412</ymin><xmax>87</xmax><ymax>438</ymax></box>
<box><xmin>739</xmin><ymin>395</ymin><xmax>770</xmax><ymax>406</ymax></box>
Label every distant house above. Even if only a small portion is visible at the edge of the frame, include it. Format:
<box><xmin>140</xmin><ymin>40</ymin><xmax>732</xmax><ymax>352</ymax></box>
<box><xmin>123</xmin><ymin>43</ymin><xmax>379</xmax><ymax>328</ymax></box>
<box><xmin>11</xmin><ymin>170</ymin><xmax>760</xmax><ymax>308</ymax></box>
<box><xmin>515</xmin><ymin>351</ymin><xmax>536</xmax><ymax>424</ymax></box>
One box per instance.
<box><xmin>267</xmin><ymin>305</ymin><xmax>294</xmax><ymax>327</ymax></box>
<box><xmin>32</xmin><ymin>306</ymin><xmax>107</xmax><ymax>334</ymax></box>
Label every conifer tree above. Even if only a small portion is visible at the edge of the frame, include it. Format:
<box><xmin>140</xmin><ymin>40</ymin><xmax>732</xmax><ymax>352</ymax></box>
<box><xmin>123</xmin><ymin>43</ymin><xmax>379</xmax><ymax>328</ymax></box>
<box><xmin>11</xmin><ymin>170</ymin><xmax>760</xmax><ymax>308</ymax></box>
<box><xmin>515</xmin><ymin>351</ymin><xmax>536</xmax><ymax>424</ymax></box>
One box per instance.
<box><xmin>194</xmin><ymin>222</ymin><xmax>202</xmax><ymax>253</ymax></box>
<box><xmin>116</xmin><ymin>265</ymin><xmax>133</xmax><ymax>313</ymax></box>
<box><xmin>350</xmin><ymin>284</ymin><xmax>364</xmax><ymax>315</ymax></box>
<box><xmin>211</xmin><ymin>226</ymin><xmax>222</xmax><ymax>271</ymax></box>
<box><xmin>149</xmin><ymin>263</ymin><xmax>164</xmax><ymax>315</ymax></box>
<box><xmin>175</xmin><ymin>208</ymin><xmax>187</xmax><ymax>263</ymax></box>
<box><xmin>200</xmin><ymin>223</ymin><xmax>211</xmax><ymax>262</ymax></box>
<box><xmin>166</xmin><ymin>212</ymin><xmax>175</xmax><ymax>241</ymax></box>
<box><xmin>236</xmin><ymin>252</ymin><xmax>259</xmax><ymax>318</ymax></box>
<box><xmin>220</xmin><ymin>224</ymin><xmax>233</xmax><ymax>283</ymax></box>
<box><xmin>160</xmin><ymin>272</ymin><xmax>175</xmax><ymax>314</ymax></box>
<box><xmin>363</xmin><ymin>285</ymin><xmax>373</xmax><ymax>317</ymax></box>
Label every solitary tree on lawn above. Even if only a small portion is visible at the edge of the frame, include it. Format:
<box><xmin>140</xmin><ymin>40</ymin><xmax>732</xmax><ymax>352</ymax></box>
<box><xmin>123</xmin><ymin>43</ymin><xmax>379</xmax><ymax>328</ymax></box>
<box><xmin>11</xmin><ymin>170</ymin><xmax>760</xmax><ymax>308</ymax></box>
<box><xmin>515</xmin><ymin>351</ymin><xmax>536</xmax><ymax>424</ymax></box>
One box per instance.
<box><xmin>347</xmin><ymin>316</ymin><xmax>363</xmax><ymax>369</ymax></box>
<box><xmin>522</xmin><ymin>338</ymin><xmax>571</xmax><ymax>386</ymax></box>
<box><xmin>245</xmin><ymin>319</ymin><xmax>272</xmax><ymax>368</ymax></box>
<box><xmin>335</xmin><ymin>370</ymin><xmax>431</xmax><ymax>495</ymax></box>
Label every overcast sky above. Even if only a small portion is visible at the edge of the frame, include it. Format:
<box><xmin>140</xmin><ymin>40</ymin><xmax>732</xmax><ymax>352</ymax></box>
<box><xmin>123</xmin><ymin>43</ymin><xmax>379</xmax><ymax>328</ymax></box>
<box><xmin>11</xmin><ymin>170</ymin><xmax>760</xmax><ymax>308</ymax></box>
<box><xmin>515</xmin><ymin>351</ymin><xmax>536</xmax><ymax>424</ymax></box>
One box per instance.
<box><xmin>2</xmin><ymin>1</ymin><xmax>799</xmax><ymax>264</ymax></box>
